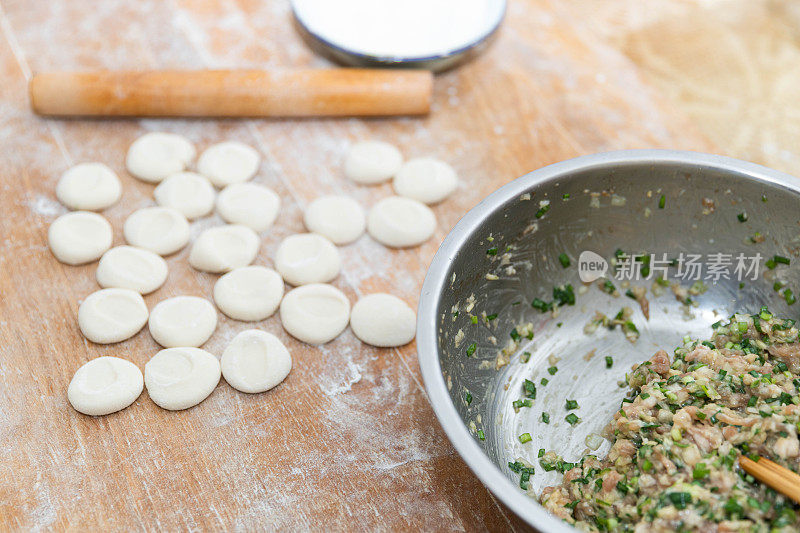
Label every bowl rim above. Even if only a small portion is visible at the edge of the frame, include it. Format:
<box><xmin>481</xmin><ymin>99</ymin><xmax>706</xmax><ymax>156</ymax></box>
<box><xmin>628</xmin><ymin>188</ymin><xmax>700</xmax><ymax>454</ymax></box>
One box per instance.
<box><xmin>416</xmin><ymin>149</ymin><xmax>800</xmax><ymax>530</ymax></box>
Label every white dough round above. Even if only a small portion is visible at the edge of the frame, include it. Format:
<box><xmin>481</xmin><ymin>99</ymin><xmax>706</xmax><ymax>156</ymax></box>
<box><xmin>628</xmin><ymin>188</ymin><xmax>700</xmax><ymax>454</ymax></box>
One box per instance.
<box><xmin>344</xmin><ymin>140</ymin><xmax>403</xmax><ymax>184</ymax></box>
<box><xmin>145</xmin><ymin>347</ymin><xmax>220</xmax><ymax>411</ymax></box>
<box><xmin>274</xmin><ymin>233</ymin><xmax>341</xmax><ymax>286</ymax></box>
<box><xmin>213</xmin><ymin>266</ymin><xmax>284</xmax><ymax>321</ymax></box>
<box><xmin>221</xmin><ymin>330</ymin><xmax>292</xmax><ymax>393</ymax></box>
<box><xmin>216</xmin><ymin>183</ymin><xmax>280</xmax><ymax>232</ymax></box>
<box><xmin>303</xmin><ymin>195</ymin><xmax>366</xmax><ymax>245</ymax></box>
<box><xmin>188</xmin><ymin>224</ymin><xmax>260</xmax><ymax>273</ymax></box>
<box><xmin>350</xmin><ymin>293</ymin><xmax>417</xmax><ymax>347</ymax></box>
<box><xmin>148</xmin><ymin>296</ymin><xmax>217</xmax><ymax>348</ymax></box>
<box><xmin>48</xmin><ymin>211</ymin><xmax>113</xmax><ymax>265</ymax></box>
<box><xmin>78</xmin><ymin>288</ymin><xmax>149</xmax><ymax>344</ymax></box>
<box><xmin>96</xmin><ymin>246</ymin><xmax>168</xmax><ymax>294</ymax></box>
<box><xmin>367</xmin><ymin>196</ymin><xmax>437</xmax><ymax>248</ymax></box>
<box><xmin>123</xmin><ymin>207</ymin><xmax>190</xmax><ymax>256</ymax></box>
<box><xmin>56</xmin><ymin>162</ymin><xmax>122</xmax><ymax>211</ymax></box>
<box><xmin>126</xmin><ymin>132</ymin><xmax>196</xmax><ymax>183</ymax></box>
<box><xmin>68</xmin><ymin>356</ymin><xmax>143</xmax><ymax>416</ymax></box>
<box><xmin>153</xmin><ymin>172</ymin><xmax>215</xmax><ymax>220</ymax></box>
<box><xmin>279</xmin><ymin>283</ymin><xmax>350</xmax><ymax>345</ymax></box>
<box><xmin>197</xmin><ymin>141</ymin><xmax>260</xmax><ymax>187</ymax></box>
<box><xmin>393</xmin><ymin>157</ymin><xmax>458</xmax><ymax>204</ymax></box>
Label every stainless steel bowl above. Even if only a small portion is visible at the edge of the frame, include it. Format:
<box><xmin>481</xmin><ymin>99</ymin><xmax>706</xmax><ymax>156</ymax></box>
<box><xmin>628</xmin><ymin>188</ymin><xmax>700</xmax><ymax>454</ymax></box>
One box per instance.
<box><xmin>417</xmin><ymin>150</ymin><xmax>800</xmax><ymax>531</ymax></box>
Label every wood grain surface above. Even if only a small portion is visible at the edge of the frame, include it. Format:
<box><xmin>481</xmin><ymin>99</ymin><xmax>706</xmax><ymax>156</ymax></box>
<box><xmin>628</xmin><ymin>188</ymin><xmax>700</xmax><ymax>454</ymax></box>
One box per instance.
<box><xmin>1</xmin><ymin>0</ymin><xmax>795</xmax><ymax>531</ymax></box>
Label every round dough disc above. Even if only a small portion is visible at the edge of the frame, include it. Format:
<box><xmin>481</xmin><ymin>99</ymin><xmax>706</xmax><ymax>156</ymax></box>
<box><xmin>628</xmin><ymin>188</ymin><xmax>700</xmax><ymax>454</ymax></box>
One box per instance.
<box><xmin>96</xmin><ymin>246</ymin><xmax>169</xmax><ymax>295</ymax></box>
<box><xmin>279</xmin><ymin>283</ymin><xmax>350</xmax><ymax>345</ymax></box>
<box><xmin>188</xmin><ymin>224</ymin><xmax>260</xmax><ymax>273</ymax></box>
<box><xmin>56</xmin><ymin>162</ymin><xmax>122</xmax><ymax>211</ymax></box>
<box><xmin>216</xmin><ymin>182</ymin><xmax>280</xmax><ymax>232</ymax></box>
<box><xmin>123</xmin><ymin>207</ymin><xmax>190</xmax><ymax>256</ymax></box>
<box><xmin>145</xmin><ymin>347</ymin><xmax>220</xmax><ymax>411</ymax></box>
<box><xmin>274</xmin><ymin>233</ymin><xmax>341</xmax><ymax>286</ymax></box>
<box><xmin>153</xmin><ymin>172</ymin><xmax>216</xmax><ymax>220</ymax></box>
<box><xmin>344</xmin><ymin>140</ymin><xmax>403</xmax><ymax>184</ymax></box>
<box><xmin>126</xmin><ymin>132</ymin><xmax>196</xmax><ymax>183</ymax></box>
<box><xmin>213</xmin><ymin>266</ymin><xmax>284</xmax><ymax>322</ymax></box>
<box><xmin>350</xmin><ymin>293</ymin><xmax>416</xmax><ymax>347</ymax></box>
<box><xmin>78</xmin><ymin>288</ymin><xmax>149</xmax><ymax>344</ymax></box>
<box><xmin>148</xmin><ymin>296</ymin><xmax>218</xmax><ymax>348</ymax></box>
<box><xmin>48</xmin><ymin>211</ymin><xmax>113</xmax><ymax>265</ymax></box>
<box><xmin>221</xmin><ymin>330</ymin><xmax>292</xmax><ymax>393</ymax></box>
<box><xmin>367</xmin><ymin>196</ymin><xmax>437</xmax><ymax>248</ymax></box>
<box><xmin>68</xmin><ymin>356</ymin><xmax>144</xmax><ymax>416</ymax></box>
<box><xmin>198</xmin><ymin>141</ymin><xmax>260</xmax><ymax>187</ymax></box>
<box><xmin>303</xmin><ymin>195</ymin><xmax>366</xmax><ymax>245</ymax></box>
<box><xmin>393</xmin><ymin>157</ymin><xmax>458</xmax><ymax>204</ymax></box>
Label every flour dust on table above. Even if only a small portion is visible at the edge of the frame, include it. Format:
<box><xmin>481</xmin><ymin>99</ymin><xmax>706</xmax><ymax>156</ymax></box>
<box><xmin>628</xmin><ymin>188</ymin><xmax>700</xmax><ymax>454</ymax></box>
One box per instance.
<box><xmin>56</xmin><ymin>162</ymin><xmax>122</xmax><ymax>211</ymax></box>
<box><xmin>123</xmin><ymin>206</ymin><xmax>191</xmax><ymax>256</ymax></box>
<box><xmin>221</xmin><ymin>330</ymin><xmax>292</xmax><ymax>394</ymax></box>
<box><xmin>189</xmin><ymin>224</ymin><xmax>260</xmax><ymax>273</ymax></box>
<box><xmin>78</xmin><ymin>288</ymin><xmax>149</xmax><ymax>344</ymax></box>
<box><xmin>144</xmin><ymin>347</ymin><xmax>221</xmax><ymax>411</ymax></box>
<box><xmin>67</xmin><ymin>356</ymin><xmax>144</xmax><ymax>416</ymax></box>
<box><xmin>48</xmin><ymin>211</ymin><xmax>113</xmax><ymax>265</ymax></box>
<box><xmin>96</xmin><ymin>246</ymin><xmax>169</xmax><ymax>295</ymax></box>
<box><xmin>126</xmin><ymin>132</ymin><xmax>196</xmax><ymax>183</ymax></box>
<box><xmin>148</xmin><ymin>296</ymin><xmax>218</xmax><ymax>348</ymax></box>
<box><xmin>153</xmin><ymin>171</ymin><xmax>216</xmax><ymax>220</ymax></box>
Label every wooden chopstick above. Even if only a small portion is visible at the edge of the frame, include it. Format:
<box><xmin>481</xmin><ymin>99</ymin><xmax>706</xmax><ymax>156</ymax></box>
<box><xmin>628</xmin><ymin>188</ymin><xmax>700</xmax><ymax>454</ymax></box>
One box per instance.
<box><xmin>739</xmin><ymin>455</ymin><xmax>800</xmax><ymax>504</ymax></box>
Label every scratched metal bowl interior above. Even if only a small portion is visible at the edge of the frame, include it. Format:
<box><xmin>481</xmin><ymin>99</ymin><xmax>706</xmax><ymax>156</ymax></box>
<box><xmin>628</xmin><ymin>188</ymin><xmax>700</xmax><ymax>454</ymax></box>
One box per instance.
<box><xmin>419</xmin><ymin>151</ymin><xmax>800</xmax><ymax>528</ymax></box>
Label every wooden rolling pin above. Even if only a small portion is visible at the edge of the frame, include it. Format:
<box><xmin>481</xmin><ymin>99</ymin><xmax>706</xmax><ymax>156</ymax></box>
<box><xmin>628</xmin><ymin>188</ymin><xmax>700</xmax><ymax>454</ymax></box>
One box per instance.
<box><xmin>29</xmin><ymin>69</ymin><xmax>433</xmax><ymax>118</ymax></box>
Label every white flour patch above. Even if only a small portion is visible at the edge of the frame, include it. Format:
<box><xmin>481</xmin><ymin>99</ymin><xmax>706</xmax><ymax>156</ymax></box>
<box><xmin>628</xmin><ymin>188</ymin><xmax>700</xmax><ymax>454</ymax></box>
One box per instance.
<box><xmin>27</xmin><ymin>194</ymin><xmax>65</xmax><ymax>218</ymax></box>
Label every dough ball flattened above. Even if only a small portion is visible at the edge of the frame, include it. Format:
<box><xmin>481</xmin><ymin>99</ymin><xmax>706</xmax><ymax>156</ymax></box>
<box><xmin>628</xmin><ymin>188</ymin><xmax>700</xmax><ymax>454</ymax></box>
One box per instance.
<box><xmin>96</xmin><ymin>246</ymin><xmax>168</xmax><ymax>295</ymax></box>
<box><xmin>303</xmin><ymin>195</ymin><xmax>366</xmax><ymax>245</ymax></box>
<box><xmin>48</xmin><ymin>211</ymin><xmax>113</xmax><ymax>265</ymax></box>
<box><xmin>275</xmin><ymin>233</ymin><xmax>341</xmax><ymax>286</ymax></box>
<box><xmin>344</xmin><ymin>141</ymin><xmax>403</xmax><ymax>184</ymax></box>
<box><xmin>78</xmin><ymin>288</ymin><xmax>149</xmax><ymax>344</ymax></box>
<box><xmin>213</xmin><ymin>266</ymin><xmax>284</xmax><ymax>322</ymax></box>
<box><xmin>123</xmin><ymin>207</ymin><xmax>190</xmax><ymax>256</ymax></box>
<box><xmin>148</xmin><ymin>296</ymin><xmax>217</xmax><ymax>348</ymax></box>
<box><xmin>189</xmin><ymin>224</ymin><xmax>260</xmax><ymax>274</ymax></box>
<box><xmin>280</xmin><ymin>283</ymin><xmax>350</xmax><ymax>345</ymax></box>
<box><xmin>216</xmin><ymin>182</ymin><xmax>281</xmax><ymax>232</ymax></box>
<box><xmin>126</xmin><ymin>132</ymin><xmax>196</xmax><ymax>183</ymax></box>
<box><xmin>68</xmin><ymin>356</ymin><xmax>143</xmax><ymax>416</ymax></box>
<box><xmin>393</xmin><ymin>157</ymin><xmax>458</xmax><ymax>204</ymax></box>
<box><xmin>153</xmin><ymin>172</ymin><xmax>215</xmax><ymax>220</ymax></box>
<box><xmin>221</xmin><ymin>330</ymin><xmax>292</xmax><ymax>393</ymax></box>
<box><xmin>350</xmin><ymin>293</ymin><xmax>416</xmax><ymax>347</ymax></box>
<box><xmin>367</xmin><ymin>196</ymin><xmax>437</xmax><ymax>248</ymax></box>
<box><xmin>56</xmin><ymin>162</ymin><xmax>122</xmax><ymax>211</ymax></box>
<box><xmin>145</xmin><ymin>347</ymin><xmax>220</xmax><ymax>411</ymax></box>
<box><xmin>198</xmin><ymin>141</ymin><xmax>260</xmax><ymax>187</ymax></box>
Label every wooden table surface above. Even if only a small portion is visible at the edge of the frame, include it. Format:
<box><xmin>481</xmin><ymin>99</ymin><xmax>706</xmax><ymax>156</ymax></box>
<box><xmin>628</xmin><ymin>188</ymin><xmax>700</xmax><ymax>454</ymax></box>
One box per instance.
<box><xmin>1</xmin><ymin>0</ymin><xmax>796</xmax><ymax>530</ymax></box>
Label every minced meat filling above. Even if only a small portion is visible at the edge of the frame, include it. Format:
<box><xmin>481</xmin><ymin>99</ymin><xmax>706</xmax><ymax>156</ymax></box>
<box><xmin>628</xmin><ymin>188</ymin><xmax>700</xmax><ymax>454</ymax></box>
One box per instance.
<box><xmin>539</xmin><ymin>308</ymin><xmax>800</xmax><ymax>532</ymax></box>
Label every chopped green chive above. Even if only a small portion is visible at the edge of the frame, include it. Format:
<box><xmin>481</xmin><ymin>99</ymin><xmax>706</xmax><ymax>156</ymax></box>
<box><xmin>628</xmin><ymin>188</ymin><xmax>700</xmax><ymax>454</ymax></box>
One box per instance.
<box><xmin>762</xmin><ymin>194</ymin><xmax>768</xmax><ymax>202</ymax></box>
<box><xmin>547</xmin><ymin>366</ymin><xmax>558</xmax><ymax>375</ymax></box>
<box><xmin>540</xmin><ymin>378</ymin><xmax>549</xmax><ymax>386</ymax></box>
<box><xmin>510</xmin><ymin>328</ymin><xmax>521</xmax><ymax>342</ymax></box>
<box><xmin>605</xmin><ymin>356</ymin><xmax>613</xmax><ymax>368</ymax></box>
<box><xmin>766</xmin><ymin>258</ymin><xmax>777</xmax><ymax>269</ymax></box>
<box><xmin>477</xmin><ymin>429</ymin><xmax>485</xmax><ymax>440</ymax></box>
<box><xmin>520</xmin><ymin>351</ymin><xmax>531</xmax><ymax>363</ymax></box>
<box><xmin>774</xmin><ymin>281</ymin><xmax>785</xmax><ymax>292</ymax></box>
<box><xmin>562</xmin><ymin>193</ymin><xmax>570</xmax><ymax>200</ymax></box>
<box><xmin>465</xmin><ymin>392</ymin><xmax>473</xmax><ymax>405</ymax></box>
<box><xmin>737</xmin><ymin>212</ymin><xmax>748</xmax><ymax>222</ymax></box>
<box><xmin>558</xmin><ymin>253</ymin><xmax>570</xmax><ymax>268</ymax></box>
<box><xmin>642</xmin><ymin>459</ymin><xmax>653</xmax><ymax>472</ymax></box>
<box><xmin>601</xmin><ymin>280</ymin><xmax>617</xmax><ymax>294</ymax></box>
<box><xmin>466</xmin><ymin>343</ymin><xmax>476</xmax><ymax>357</ymax></box>
<box><xmin>486</xmin><ymin>247</ymin><xmax>498</xmax><ymax>256</ymax></box>
<box><xmin>535</xmin><ymin>204</ymin><xmax>550</xmax><ymax>218</ymax></box>
<box><xmin>519</xmin><ymin>432</ymin><xmax>532</xmax><ymax>443</ymax></box>
<box><xmin>693</xmin><ymin>462</ymin><xmax>710</xmax><ymax>480</ymax></box>
<box><xmin>523</xmin><ymin>379</ymin><xmax>537</xmax><ymax>399</ymax></box>
<box><xmin>531</xmin><ymin>298</ymin><xmax>552</xmax><ymax>312</ymax></box>
<box><xmin>471</xmin><ymin>315</ymin><xmax>478</xmax><ymax>324</ymax></box>
<box><xmin>775</xmin><ymin>255</ymin><xmax>791</xmax><ymax>265</ymax></box>
<box><xmin>512</xmin><ymin>399</ymin><xmax>532</xmax><ymax>409</ymax></box>
<box><xmin>565</xmin><ymin>413</ymin><xmax>580</xmax><ymax>425</ymax></box>
<box><xmin>541</xmin><ymin>412</ymin><xmax>550</xmax><ymax>424</ymax></box>
<box><xmin>658</xmin><ymin>195</ymin><xmax>665</xmax><ymax>209</ymax></box>
<box><xmin>785</xmin><ymin>289</ymin><xmax>796</xmax><ymax>306</ymax></box>
<box><xmin>565</xmin><ymin>399</ymin><xmax>579</xmax><ymax>410</ymax></box>
<box><xmin>553</xmin><ymin>284</ymin><xmax>575</xmax><ymax>306</ymax></box>
<box><xmin>486</xmin><ymin>313</ymin><xmax>498</xmax><ymax>321</ymax></box>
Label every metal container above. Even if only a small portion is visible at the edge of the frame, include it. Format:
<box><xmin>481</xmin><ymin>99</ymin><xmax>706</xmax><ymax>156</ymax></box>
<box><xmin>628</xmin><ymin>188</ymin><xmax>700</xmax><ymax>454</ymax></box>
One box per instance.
<box><xmin>417</xmin><ymin>150</ymin><xmax>800</xmax><ymax>531</ymax></box>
